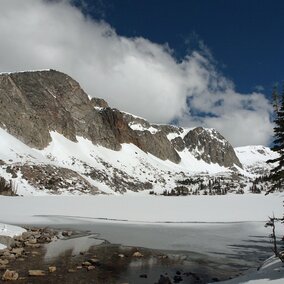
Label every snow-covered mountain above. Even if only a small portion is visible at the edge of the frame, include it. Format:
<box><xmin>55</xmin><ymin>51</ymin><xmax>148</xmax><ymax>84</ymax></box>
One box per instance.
<box><xmin>235</xmin><ymin>145</ymin><xmax>278</xmax><ymax>175</ymax></box>
<box><xmin>0</xmin><ymin>70</ymin><xmax>278</xmax><ymax>196</ymax></box>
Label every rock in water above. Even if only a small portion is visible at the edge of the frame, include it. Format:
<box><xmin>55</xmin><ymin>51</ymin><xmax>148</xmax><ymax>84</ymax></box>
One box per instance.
<box><xmin>28</xmin><ymin>270</ymin><xmax>45</xmax><ymax>276</ymax></box>
<box><xmin>132</xmin><ymin>251</ymin><xmax>143</xmax><ymax>257</ymax></box>
<box><xmin>2</xmin><ymin>269</ymin><xmax>19</xmax><ymax>281</ymax></box>
<box><xmin>48</xmin><ymin>266</ymin><xmax>56</xmax><ymax>273</ymax></box>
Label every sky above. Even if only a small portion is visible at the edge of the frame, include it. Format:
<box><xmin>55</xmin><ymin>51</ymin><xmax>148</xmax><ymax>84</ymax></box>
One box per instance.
<box><xmin>75</xmin><ymin>0</ymin><xmax>284</xmax><ymax>94</ymax></box>
<box><xmin>0</xmin><ymin>0</ymin><xmax>283</xmax><ymax>146</ymax></box>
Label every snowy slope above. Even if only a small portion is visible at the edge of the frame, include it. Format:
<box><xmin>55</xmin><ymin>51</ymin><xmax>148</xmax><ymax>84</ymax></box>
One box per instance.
<box><xmin>235</xmin><ymin>146</ymin><xmax>277</xmax><ymax>167</ymax></box>
<box><xmin>0</xmin><ymin>127</ymin><xmax>235</xmax><ymax>195</ymax></box>
<box><xmin>0</xmin><ymin>126</ymin><xmax>279</xmax><ymax>196</ymax></box>
<box><xmin>235</xmin><ymin>145</ymin><xmax>278</xmax><ymax>176</ymax></box>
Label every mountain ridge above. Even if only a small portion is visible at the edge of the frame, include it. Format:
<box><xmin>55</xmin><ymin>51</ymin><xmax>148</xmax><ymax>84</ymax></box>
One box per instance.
<box><xmin>0</xmin><ymin>69</ymin><xmax>278</xmax><ymax>195</ymax></box>
<box><xmin>0</xmin><ymin>69</ymin><xmax>240</xmax><ymax>166</ymax></box>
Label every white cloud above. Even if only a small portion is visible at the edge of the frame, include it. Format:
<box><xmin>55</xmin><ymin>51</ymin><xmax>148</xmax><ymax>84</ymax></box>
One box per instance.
<box><xmin>0</xmin><ymin>0</ymin><xmax>274</xmax><ymax>146</ymax></box>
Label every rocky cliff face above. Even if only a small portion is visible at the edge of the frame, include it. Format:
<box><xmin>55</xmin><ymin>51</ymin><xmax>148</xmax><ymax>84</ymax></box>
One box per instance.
<box><xmin>0</xmin><ymin>70</ymin><xmax>118</xmax><ymax>150</ymax></box>
<box><xmin>183</xmin><ymin>127</ymin><xmax>242</xmax><ymax>168</ymax></box>
<box><xmin>0</xmin><ymin>70</ymin><xmax>241</xmax><ymax>168</ymax></box>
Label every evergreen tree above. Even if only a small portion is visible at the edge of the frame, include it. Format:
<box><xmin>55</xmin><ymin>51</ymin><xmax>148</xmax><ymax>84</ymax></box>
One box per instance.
<box><xmin>265</xmin><ymin>86</ymin><xmax>284</xmax><ymax>258</ymax></box>
<box><xmin>267</xmin><ymin>83</ymin><xmax>284</xmax><ymax>193</ymax></box>
<box><xmin>272</xmin><ymin>83</ymin><xmax>279</xmax><ymax>113</ymax></box>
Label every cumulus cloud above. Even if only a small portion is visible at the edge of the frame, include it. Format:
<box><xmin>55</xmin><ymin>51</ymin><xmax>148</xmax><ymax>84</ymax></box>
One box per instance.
<box><xmin>0</xmin><ymin>0</ymin><xmax>273</xmax><ymax>146</ymax></box>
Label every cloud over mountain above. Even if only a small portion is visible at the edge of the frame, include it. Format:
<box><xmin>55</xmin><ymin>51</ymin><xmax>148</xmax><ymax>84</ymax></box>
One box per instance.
<box><xmin>0</xmin><ymin>0</ymin><xmax>273</xmax><ymax>146</ymax></box>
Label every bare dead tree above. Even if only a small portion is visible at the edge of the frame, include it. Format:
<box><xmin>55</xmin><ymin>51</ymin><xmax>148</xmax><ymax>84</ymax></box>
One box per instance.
<box><xmin>265</xmin><ymin>214</ymin><xmax>284</xmax><ymax>261</ymax></box>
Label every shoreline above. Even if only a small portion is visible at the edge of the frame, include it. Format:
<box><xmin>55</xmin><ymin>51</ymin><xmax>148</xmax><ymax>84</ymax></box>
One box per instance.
<box><xmin>0</xmin><ymin>224</ymin><xmax>269</xmax><ymax>284</ymax></box>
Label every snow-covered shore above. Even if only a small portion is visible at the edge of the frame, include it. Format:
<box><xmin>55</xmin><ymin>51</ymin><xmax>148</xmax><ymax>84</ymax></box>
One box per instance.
<box><xmin>220</xmin><ymin>256</ymin><xmax>284</xmax><ymax>284</ymax></box>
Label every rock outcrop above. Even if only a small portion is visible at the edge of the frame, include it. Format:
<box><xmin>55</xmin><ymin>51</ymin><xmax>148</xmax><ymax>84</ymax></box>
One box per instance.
<box><xmin>183</xmin><ymin>127</ymin><xmax>242</xmax><ymax>168</ymax></box>
<box><xmin>0</xmin><ymin>70</ymin><xmax>118</xmax><ymax>150</ymax></box>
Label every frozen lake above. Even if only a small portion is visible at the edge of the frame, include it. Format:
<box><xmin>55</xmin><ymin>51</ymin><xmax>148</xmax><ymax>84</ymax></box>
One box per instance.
<box><xmin>42</xmin><ymin>216</ymin><xmax>275</xmax><ymax>268</ymax></box>
<box><xmin>0</xmin><ymin>195</ymin><xmax>281</xmax><ymax>282</ymax></box>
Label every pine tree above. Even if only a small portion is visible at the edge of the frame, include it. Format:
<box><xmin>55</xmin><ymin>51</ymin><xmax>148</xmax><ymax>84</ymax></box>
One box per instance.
<box><xmin>267</xmin><ymin>83</ymin><xmax>284</xmax><ymax>193</ymax></box>
<box><xmin>272</xmin><ymin>83</ymin><xmax>279</xmax><ymax>113</ymax></box>
<box><xmin>265</xmin><ymin>86</ymin><xmax>284</xmax><ymax>259</ymax></box>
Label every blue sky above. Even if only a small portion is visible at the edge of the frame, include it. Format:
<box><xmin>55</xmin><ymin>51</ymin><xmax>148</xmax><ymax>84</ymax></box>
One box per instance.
<box><xmin>75</xmin><ymin>0</ymin><xmax>284</xmax><ymax>96</ymax></box>
<box><xmin>0</xmin><ymin>0</ymin><xmax>281</xmax><ymax>146</ymax></box>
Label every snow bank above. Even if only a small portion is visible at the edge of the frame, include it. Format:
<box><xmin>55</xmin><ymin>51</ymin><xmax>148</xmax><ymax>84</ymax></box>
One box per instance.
<box><xmin>0</xmin><ymin>223</ymin><xmax>26</xmax><ymax>249</ymax></box>
<box><xmin>219</xmin><ymin>256</ymin><xmax>284</xmax><ymax>283</ymax></box>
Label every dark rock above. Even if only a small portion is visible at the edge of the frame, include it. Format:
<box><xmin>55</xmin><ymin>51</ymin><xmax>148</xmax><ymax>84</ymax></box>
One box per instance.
<box><xmin>0</xmin><ymin>177</ymin><xmax>17</xmax><ymax>196</ymax></box>
<box><xmin>173</xmin><ymin>275</ymin><xmax>183</xmax><ymax>283</ymax></box>
<box><xmin>158</xmin><ymin>125</ymin><xmax>184</xmax><ymax>136</ymax></box>
<box><xmin>21</xmin><ymin>231</ymin><xmax>33</xmax><ymax>240</ymax></box>
<box><xmin>19</xmin><ymin>164</ymin><xmax>100</xmax><ymax>194</ymax></box>
<box><xmin>90</xmin><ymin>97</ymin><xmax>109</xmax><ymax>108</ymax></box>
<box><xmin>62</xmin><ymin>231</ymin><xmax>72</xmax><ymax>237</ymax></box>
<box><xmin>171</xmin><ymin>137</ymin><xmax>185</xmax><ymax>151</ymax></box>
<box><xmin>156</xmin><ymin>275</ymin><xmax>172</xmax><ymax>284</ymax></box>
<box><xmin>99</xmin><ymin>108</ymin><xmax>181</xmax><ymax>163</ymax></box>
<box><xmin>0</xmin><ymin>236</ymin><xmax>14</xmax><ymax>249</ymax></box>
<box><xmin>183</xmin><ymin>272</ymin><xmax>200</xmax><ymax>281</ymax></box>
<box><xmin>184</xmin><ymin>127</ymin><xmax>242</xmax><ymax>168</ymax></box>
<box><xmin>88</xmin><ymin>258</ymin><xmax>100</xmax><ymax>265</ymax></box>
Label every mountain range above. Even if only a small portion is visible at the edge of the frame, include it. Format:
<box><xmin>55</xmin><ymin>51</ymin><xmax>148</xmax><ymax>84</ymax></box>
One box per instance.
<box><xmin>0</xmin><ymin>70</ymin><xmax>278</xmax><ymax>196</ymax></box>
